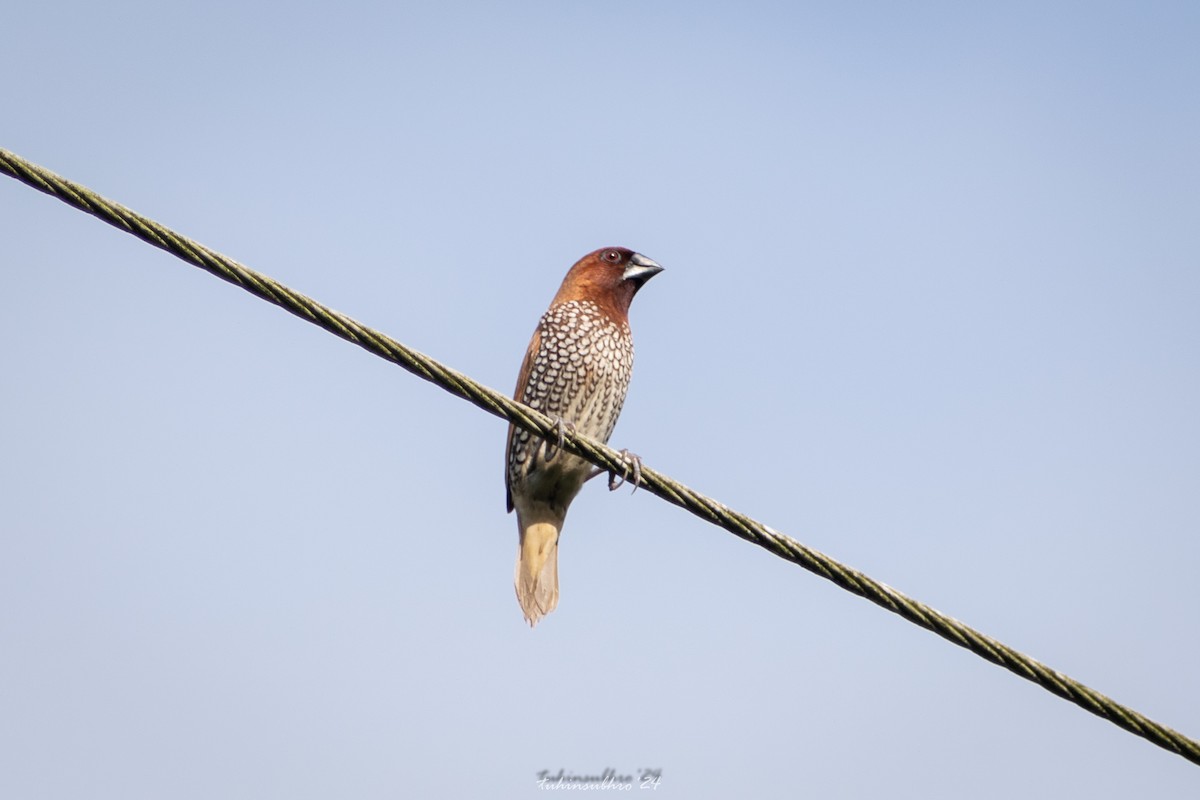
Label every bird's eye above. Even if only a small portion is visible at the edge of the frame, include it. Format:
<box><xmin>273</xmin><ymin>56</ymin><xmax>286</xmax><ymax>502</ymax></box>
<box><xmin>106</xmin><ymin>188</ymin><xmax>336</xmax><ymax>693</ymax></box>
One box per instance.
<box><xmin>602</xmin><ymin>249</ymin><xmax>621</xmax><ymax>263</ymax></box>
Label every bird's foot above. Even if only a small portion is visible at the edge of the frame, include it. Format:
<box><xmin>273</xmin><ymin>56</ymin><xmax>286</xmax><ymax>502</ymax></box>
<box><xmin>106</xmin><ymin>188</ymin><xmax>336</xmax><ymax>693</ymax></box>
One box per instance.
<box><xmin>596</xmin><ymin>449</ymin><xmax>642</xmax><ymax>493</ymax></box>
<box><xmin>543</xmin><ymin>418</ymin><xmax>576</xmax><ymax>463</ymax></box>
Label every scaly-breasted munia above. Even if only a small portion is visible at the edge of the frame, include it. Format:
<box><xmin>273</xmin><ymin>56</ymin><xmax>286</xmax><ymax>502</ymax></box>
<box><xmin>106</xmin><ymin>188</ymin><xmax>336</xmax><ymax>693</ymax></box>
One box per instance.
<box><xmin>505</xmin><ymin>247</ymin><xmax>664</xmax><ymax>626</ymax></box>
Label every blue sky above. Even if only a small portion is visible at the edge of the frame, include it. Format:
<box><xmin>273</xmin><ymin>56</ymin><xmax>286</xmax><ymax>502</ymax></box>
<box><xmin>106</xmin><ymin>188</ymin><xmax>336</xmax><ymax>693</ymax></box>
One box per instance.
<box><xmin>3</xmin><ymin>2</ymin><xmax>1198</xmax><ymax>797</ymax></box>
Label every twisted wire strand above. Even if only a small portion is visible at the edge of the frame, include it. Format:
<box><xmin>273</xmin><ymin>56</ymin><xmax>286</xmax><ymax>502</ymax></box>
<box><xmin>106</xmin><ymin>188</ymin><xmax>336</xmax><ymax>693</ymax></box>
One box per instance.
<box><xmin>3</xmin><ymin>146</ymin><xmax>1197</xmax><ymax>767</ymax></box>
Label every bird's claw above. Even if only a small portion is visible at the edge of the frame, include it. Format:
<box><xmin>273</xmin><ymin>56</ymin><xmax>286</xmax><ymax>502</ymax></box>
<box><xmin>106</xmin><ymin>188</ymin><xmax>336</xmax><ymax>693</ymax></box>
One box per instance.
<box><xmin>607</xmin><ymin>449</ymin><xmax>643</xmax><ymax>494</ymax></box>
<box><xmin>543</xmin><ymin>418</ymin><xmax>575</xmax><ymax>463</ymax></box>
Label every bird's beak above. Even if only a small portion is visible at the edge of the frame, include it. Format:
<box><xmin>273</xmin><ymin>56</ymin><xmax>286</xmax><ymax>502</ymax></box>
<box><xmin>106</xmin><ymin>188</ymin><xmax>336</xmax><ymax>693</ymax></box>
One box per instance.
<box><xmin>623</xmin><ymin>252</ymin><xmax>665</xmax><ymax>285</ymax></box>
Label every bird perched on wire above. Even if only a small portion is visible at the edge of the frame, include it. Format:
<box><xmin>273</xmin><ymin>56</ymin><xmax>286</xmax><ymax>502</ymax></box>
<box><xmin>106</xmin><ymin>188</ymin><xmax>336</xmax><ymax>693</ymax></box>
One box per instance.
<box><xmin>505</xmin><ymin>247</ymin><xmax>664</xmax><ymax>626</ymax></box>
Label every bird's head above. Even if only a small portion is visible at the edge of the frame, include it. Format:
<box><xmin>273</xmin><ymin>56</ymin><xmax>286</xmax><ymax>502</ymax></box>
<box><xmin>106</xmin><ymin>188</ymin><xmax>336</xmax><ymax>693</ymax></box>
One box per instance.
<box><xmin>551</xmin><ymin>247</ymin><xmax>664</xmax><ymax>321</ymax></box>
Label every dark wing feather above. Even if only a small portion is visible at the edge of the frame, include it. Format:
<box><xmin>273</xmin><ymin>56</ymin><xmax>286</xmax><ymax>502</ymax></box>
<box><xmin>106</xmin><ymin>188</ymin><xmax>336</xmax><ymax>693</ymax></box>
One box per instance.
<box><xmin>505</xmin><ymin>326</ymin><xmax>542</xmax><ymax>512</ymax></box>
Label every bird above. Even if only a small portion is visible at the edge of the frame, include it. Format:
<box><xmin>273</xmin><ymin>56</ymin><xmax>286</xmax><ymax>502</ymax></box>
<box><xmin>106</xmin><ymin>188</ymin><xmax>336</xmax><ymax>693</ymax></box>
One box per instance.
<box><xmin>505</xmin><ymin>247</ymin><xmax>664</xmax><ymax>626</ymax></box>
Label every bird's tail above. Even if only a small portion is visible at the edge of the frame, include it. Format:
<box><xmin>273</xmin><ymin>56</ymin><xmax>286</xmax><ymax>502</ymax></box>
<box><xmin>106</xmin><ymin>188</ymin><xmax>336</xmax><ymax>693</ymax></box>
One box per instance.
<box><xmin>515</xmin><ymin>521</ymin><xmax>560</xmax><ymax>627</ymax></box>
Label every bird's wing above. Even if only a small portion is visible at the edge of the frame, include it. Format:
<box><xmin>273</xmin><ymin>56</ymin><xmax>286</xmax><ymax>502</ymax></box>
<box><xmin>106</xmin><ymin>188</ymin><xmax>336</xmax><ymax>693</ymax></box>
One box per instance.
<box><xmin>505</xmin><ymin>325</ymin><xmax>542</xmax><ymax>513</ymax></box>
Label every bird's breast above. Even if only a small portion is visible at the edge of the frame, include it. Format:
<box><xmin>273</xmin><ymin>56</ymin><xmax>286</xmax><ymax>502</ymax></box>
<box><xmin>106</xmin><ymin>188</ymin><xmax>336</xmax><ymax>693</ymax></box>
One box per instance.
<box><xmin>507</xmin><ymin>300</ymin><xmax>635</xmax><ymax>493</ymax></box>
